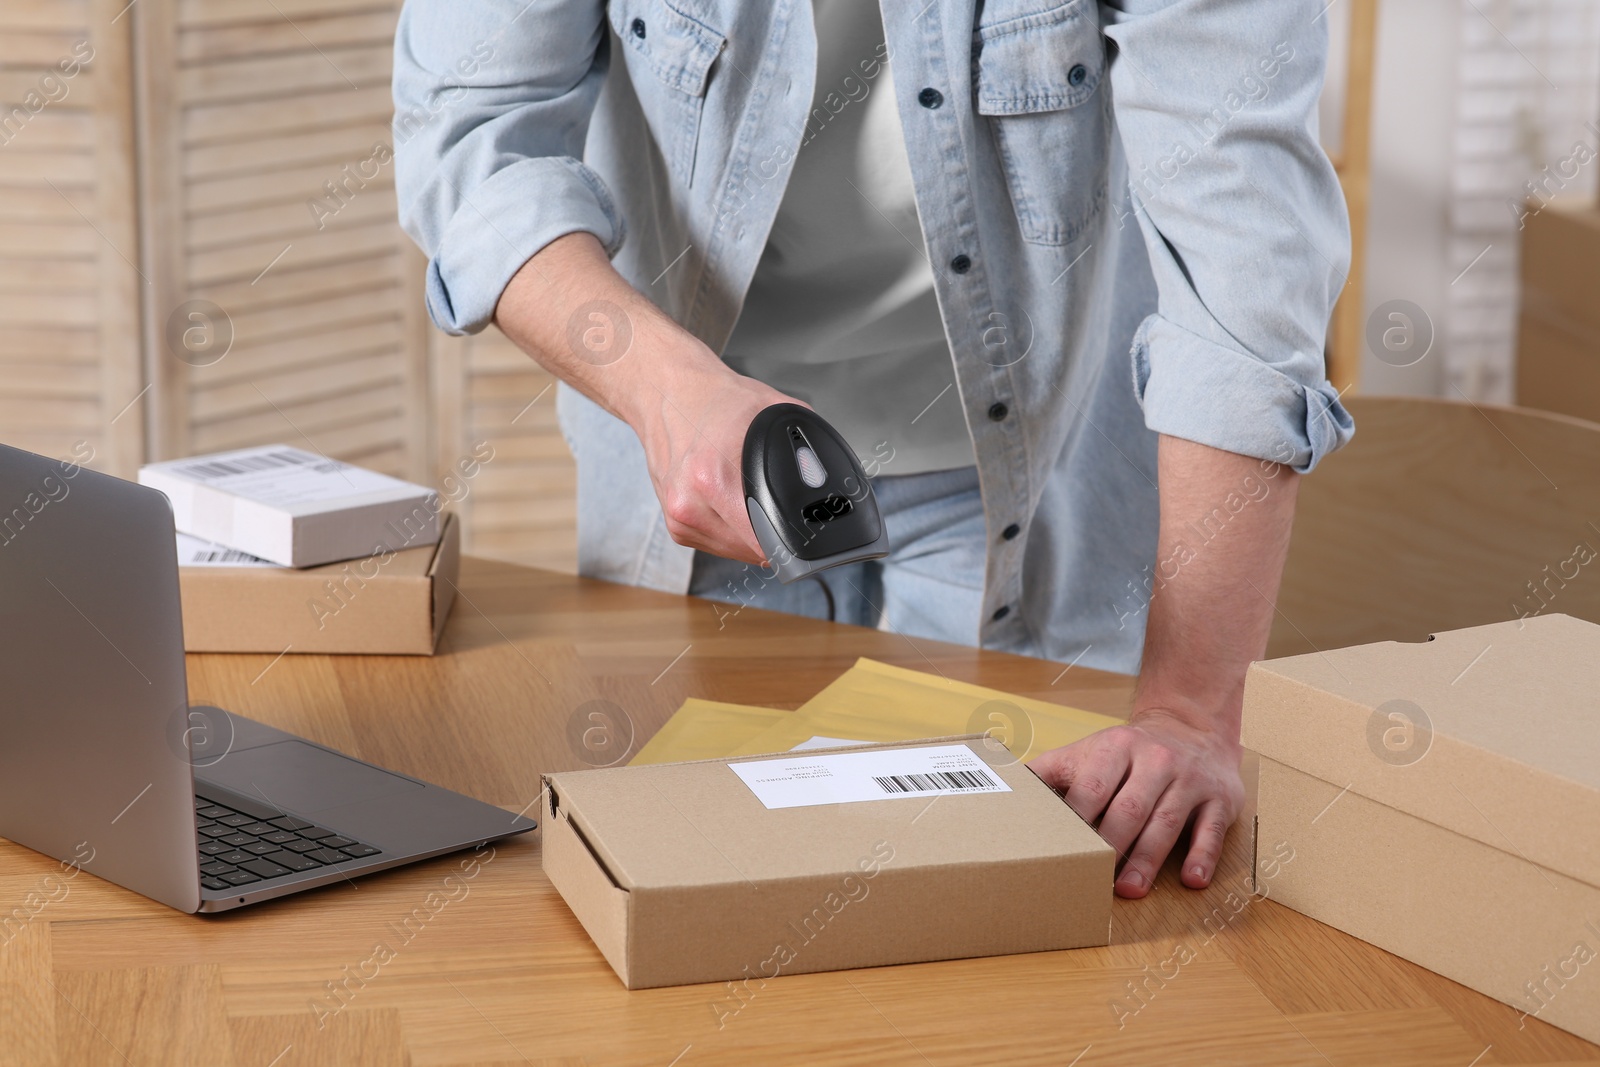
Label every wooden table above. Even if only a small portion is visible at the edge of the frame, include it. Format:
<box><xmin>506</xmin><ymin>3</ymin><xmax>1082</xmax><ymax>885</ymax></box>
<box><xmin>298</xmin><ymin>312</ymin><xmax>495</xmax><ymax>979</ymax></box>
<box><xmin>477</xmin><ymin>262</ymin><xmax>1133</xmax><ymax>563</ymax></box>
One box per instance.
<box><xmin>4</xmin><ymin>558</ymin><xmax>1596</xmax><ymax>1066</ymax></box>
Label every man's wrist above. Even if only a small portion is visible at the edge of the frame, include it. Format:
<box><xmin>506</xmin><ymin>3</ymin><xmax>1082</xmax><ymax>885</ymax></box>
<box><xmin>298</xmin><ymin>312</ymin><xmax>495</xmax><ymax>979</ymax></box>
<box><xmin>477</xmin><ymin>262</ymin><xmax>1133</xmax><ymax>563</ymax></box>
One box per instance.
<box><xmin>1128</xmin><ymin>681</ymin><xmax>1243</xmax><ymax>740</ymax></box>
<box><xmin>617</xmin><ymin>330</ymin><xmax>733</xmax><ymax>431</ymax></box>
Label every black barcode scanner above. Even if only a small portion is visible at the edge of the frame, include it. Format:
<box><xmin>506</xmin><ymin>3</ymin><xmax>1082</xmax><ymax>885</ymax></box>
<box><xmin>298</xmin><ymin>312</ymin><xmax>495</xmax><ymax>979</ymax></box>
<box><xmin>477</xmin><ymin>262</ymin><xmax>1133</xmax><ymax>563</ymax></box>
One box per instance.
<box><xmin>742</xmin><ymin>404</ymin><xmax>889</xmax><ymax>583</ymax></box>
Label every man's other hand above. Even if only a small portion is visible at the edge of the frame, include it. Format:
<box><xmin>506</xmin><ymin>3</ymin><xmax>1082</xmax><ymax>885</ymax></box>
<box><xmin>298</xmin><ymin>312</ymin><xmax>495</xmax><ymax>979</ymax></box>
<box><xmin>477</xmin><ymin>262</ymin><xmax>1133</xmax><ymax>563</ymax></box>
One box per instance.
<box><xmin>1030</xmin><ymin>707</ymin><xmax>1245</xmax><ymax>899</ymax></box>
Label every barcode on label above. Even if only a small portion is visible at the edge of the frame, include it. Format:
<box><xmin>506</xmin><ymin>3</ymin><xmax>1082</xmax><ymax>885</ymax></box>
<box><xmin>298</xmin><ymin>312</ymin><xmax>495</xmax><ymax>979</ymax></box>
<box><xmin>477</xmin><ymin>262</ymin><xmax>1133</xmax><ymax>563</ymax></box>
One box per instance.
<box><xmin>191</xmin><ymin>548</ymin><xmax>264</xmax><ymax>563</ymax></box>
<box><xmin>873</xmin><ymin>768</ymin><xmax>999</xmax><ymax>794</ymax></box>
<box><xmin>173</xmin><ymin>450</ymin><xmax>317</xmax><ymax>481</ymax></box>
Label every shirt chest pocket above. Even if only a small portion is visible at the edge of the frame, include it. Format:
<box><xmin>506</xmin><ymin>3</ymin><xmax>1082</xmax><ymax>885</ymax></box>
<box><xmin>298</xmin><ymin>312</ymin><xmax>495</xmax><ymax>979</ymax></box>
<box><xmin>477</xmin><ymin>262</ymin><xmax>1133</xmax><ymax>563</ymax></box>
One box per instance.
<box><xmin>607</xmin><ymin>0</ymin><xmax>726</xmax><ymax>186</ymax></box>
<box><xmin>974</xmin><ymin>0</ymin><xmax>1111</xmax><ymax>246</ymax></box>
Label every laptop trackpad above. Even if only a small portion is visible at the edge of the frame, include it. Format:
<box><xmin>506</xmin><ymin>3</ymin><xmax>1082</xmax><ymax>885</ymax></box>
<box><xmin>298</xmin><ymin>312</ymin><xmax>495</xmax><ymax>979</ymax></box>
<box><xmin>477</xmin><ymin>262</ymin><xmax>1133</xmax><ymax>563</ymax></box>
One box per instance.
<box><xmin>200</xmin><ymin>740</ymin><xmax>422</xmax><ymax>813</ymax></box>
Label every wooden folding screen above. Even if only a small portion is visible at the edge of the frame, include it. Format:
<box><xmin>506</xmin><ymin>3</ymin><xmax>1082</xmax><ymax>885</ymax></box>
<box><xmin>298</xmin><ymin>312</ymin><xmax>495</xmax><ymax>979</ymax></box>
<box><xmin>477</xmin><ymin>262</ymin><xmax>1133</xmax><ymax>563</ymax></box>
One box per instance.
<box><xmin>433</xmin><ymin>331</ymin><xmax>575</xmax><ymax>574</ymax></box>
<box><xmin>116</xmin><ymin>0</ymin><xmax>574</xmax><ymax>569</ymax></box>
<box><xmin>0</xmin><ymin>0</ymin><xmax>143</xmax><ymax>476</ymax></box>
<box><xmin>1325</xmin><ymin>0</ymin><xmax>1379</xmax><ymax>393</ymax></box>
<box><xmin>133</xmin><ymin>0</ymin><xmax>430</xmax><ymax>480</ymax></box>
<box><xmin>0</xmin><ymin>0</ymin><xmax>577</xmax><ymax>568</ymax></box>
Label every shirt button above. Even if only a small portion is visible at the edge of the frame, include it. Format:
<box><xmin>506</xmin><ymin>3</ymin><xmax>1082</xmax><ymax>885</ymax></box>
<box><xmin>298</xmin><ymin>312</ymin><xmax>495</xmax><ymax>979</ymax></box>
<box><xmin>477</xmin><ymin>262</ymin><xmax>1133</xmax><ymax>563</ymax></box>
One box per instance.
<box><xmin>1002</xmin><ymin>523</ymin><xmax>1021</xmax><ymax>541</ymax></box>
<box><xmin>950</xmin><ymin>254</ymin><xmax>971</xmax><ymax>274</ymax></box>
<box><xmin>992</xmin><ymin>605</ymin><xmax>1011</xmax><ymax>622</ymax></box>
<box><xmin>1068</xmin><ymin>63</ymin><xmax>1087</xmax><ymax>86</ymax></box>
<box><xmin>987</xmin><ymin>401</ymin><xmax>1009</xmax><ymax>422</ymax></box>
<box><xmin>917</xmin><ymin>87</ymin><xmax>943</xmax><ymax>109</ymax></box>
<box><xmin>631</xmin><ymin>17</ymin><xmax>646</xmax><ymax>38</ymax></box>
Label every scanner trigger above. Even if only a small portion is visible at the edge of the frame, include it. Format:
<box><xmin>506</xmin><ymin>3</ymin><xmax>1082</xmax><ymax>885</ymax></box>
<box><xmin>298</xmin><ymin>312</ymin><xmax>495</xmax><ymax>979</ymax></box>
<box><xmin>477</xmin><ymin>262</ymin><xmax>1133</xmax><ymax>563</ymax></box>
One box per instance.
<box><xmin>794</xmin><ymin>444</ymin><xmax>827</xmax><ymax>488</ymax></box>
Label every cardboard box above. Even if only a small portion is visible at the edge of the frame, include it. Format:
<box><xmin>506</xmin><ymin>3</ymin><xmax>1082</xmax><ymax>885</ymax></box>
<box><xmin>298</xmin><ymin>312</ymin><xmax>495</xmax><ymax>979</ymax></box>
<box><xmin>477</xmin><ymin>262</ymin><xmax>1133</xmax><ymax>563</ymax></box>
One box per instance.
<box><xmin>140</xmin><ymin>444</ymin><xmax>441</xmax><ymax>567</ymax></box>
<box><xmin>1516</xmin><ymin>200</ymin><xmax>1600</xmax><ymax>425</ymax></box>
<box><xmin>1244</xmin><ymin>614</ymin><xmax>1600</xmax><ymax>1044</ymax></box>
<box><xmin>542</xmin><ymin>735</ymin><xmax>1114</xmax><ymax>990</ymax></box>
<box><xmin>177</xmin><ymin>513</ymin><xmax>459</xmax><ymax>655</ymax></box>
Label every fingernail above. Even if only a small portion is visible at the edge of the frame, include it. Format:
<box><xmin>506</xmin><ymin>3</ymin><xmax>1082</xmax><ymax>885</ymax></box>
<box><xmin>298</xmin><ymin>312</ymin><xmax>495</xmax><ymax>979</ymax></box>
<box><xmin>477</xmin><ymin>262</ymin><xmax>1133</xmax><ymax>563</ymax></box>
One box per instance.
<box><xmin>1189</xmin><ymin>864</ymin><xmax>1208</xmax><ymax>883</ymax></box>
<box><xmin>1120</xmin><ymin>868</ymin><xmax>1147</xmax><ymax>890</ymax></box>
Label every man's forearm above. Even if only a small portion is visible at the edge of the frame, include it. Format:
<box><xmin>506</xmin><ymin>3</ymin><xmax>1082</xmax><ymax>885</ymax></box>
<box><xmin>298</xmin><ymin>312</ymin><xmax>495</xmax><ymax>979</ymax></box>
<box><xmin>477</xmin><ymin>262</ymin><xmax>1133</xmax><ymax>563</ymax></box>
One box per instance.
<box><xmin>1133</xmin><ymin>434</ymin><xmax>1300</xmax><ymax>731</ymax></box>
<box><xmin>492</xmin><ymin>232</ymin><xmax>726</xmax><ymax>428</ymax></box>
<box><xmin>1028</xmin><ymin>433</ymin><xmax>1290</xmax><ymax>895</ymax></box>
<box><xmin>493</xmin><ymin>232</ymin><xmax>802</xmax><ymax>564</ymax></box>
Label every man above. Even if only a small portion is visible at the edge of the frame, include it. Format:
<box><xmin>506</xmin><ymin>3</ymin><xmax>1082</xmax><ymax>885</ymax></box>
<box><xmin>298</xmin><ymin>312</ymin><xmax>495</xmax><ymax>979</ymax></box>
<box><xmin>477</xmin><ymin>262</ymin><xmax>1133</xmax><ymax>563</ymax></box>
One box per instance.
<box><xmin>394</xmin><ymin>0</ymin><xmax>1353</xmax><ymax>899</ymax></box>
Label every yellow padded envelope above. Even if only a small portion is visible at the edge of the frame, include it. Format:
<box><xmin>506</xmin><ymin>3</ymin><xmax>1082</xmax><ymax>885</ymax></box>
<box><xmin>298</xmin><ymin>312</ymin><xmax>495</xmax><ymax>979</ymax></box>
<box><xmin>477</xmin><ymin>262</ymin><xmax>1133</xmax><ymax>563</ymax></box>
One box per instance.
<box><xmin>630</xmin><ymin>660</ymin><xmax>1121</xmax><ymax>766</ymax></box>
<box><xmin>727</xmin><ymin>658</ymin><xmax>1121</xmax><ymax>762</ymax></box>
<box><xmin>629</xmin><ymin>699</ymin><xmax>789</xmax><ymax>765</ymax></box>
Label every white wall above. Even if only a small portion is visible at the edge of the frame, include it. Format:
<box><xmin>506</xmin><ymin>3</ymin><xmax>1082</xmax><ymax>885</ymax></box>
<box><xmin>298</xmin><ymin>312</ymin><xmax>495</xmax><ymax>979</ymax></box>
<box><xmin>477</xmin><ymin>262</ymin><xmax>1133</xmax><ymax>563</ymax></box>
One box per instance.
<box><xmin>1359</xmin><ymin>0</ymin><xmax>1461</xmax><ymax>398</ymax></box>
<box><xmin>1351</xmin><ymin>0</ymin><xmax>1600</xmax><ymax>401</ymax></box>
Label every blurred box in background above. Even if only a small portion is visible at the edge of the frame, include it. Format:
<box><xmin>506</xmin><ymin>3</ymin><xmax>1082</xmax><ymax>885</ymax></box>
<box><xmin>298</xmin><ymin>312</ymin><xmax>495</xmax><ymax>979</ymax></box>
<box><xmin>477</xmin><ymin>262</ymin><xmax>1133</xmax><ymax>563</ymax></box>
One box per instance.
<box><xmin>1517</xmin><ymin>201</ymin><xmax>1600</xmax><ymax>426</ymax></box>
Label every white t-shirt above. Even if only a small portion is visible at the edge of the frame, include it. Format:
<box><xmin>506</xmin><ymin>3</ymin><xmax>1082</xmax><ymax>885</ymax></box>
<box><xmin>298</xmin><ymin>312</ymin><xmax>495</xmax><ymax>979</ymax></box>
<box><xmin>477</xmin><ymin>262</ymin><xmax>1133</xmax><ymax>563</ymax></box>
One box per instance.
<box><xmin>721</xmin><ymin>0</ymin><xmax>975</xmax><ymax>475</ymax></box>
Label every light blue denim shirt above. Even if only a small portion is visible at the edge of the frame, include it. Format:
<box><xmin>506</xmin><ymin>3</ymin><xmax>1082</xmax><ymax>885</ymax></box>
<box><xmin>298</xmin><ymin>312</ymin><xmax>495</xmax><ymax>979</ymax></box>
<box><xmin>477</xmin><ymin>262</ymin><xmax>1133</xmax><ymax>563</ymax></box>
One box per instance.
<box><xmin>393</xmin><ymin>0</ymin><xmax>1354</xmax><ymax>674</ymax></box>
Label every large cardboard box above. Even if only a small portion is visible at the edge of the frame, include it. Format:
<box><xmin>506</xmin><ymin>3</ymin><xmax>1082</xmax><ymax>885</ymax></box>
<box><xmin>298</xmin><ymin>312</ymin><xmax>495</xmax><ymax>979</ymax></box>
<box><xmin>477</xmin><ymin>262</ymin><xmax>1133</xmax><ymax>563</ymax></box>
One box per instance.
<box><xmin>542</xmin><ymin>735</ymin><xmax>1114</xmax><ymax>991</ymax></box>
<box><xmin>177</xmin><ymin>513</ymin><xmax>459</xmax><ymax>655</ymax></box>
<box><xmin>1517</xmin><ymin>201</ymin><xmax>1600</xmax><ymax>425</ymax></box>
<box><xmin>1244</xmin><ymin>614</ymin><xmax>1600</xmax><ymax>1044</ymax></box>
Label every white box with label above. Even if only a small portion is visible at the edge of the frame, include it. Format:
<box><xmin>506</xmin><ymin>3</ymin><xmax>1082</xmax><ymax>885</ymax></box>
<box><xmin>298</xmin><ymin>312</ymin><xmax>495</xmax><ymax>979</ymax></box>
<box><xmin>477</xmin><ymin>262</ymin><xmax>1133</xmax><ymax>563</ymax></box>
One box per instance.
<box><xmin>139</xmin><ymin>445</ymin><xmax>440</xmax><ymax>568</ymax></box>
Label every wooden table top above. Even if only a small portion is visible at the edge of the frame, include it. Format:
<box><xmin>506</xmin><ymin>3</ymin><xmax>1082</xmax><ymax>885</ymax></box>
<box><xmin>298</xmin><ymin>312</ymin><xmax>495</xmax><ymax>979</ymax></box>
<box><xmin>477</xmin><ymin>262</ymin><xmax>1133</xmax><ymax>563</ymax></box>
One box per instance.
<box><xmin>4</xmin><ymin>557</ymin><xmax>1596</xmax><ymax>1067</ymax></box>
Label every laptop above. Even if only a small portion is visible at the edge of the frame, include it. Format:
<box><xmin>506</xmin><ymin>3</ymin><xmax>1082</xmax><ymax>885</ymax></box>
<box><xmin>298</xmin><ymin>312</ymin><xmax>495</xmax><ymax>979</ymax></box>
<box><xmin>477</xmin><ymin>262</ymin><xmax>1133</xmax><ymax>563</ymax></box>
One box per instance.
<box><xmin>0</xmin><ymin>442</ymin><xmax>536</xmax><ymax>913</ymax></box>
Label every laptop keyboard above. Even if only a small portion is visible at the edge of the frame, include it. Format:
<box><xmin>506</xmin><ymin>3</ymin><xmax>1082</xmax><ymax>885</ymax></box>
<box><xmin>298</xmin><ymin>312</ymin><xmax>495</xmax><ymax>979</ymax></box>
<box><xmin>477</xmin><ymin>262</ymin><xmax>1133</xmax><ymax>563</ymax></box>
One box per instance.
<box><xmin>195</xmin><ymin>794</ymin><xmax>381</xmax><ymax>892</ymax></box>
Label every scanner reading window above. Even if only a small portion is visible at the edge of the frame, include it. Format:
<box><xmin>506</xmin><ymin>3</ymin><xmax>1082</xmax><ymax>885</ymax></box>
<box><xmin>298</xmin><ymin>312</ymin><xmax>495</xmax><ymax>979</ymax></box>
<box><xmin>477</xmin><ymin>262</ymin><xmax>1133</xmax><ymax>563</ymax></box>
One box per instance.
<box><xmin>801</xmin><ymin>495</ymin><xmax>853</xmax><ymax>525</ymax></box>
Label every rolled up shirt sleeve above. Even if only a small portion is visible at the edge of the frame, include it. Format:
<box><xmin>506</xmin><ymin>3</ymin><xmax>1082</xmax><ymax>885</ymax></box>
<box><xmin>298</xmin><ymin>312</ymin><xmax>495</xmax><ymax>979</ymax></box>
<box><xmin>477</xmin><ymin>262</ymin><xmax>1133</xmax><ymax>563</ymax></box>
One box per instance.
<box><xmin>393</xmin><ymin>0</ymin><xmax>623</xmax><ymax>335</ymax></box>
<box><xmin>1103</xmin><ymin>0</ymin><xmax>1354</xmax><ymax>472</ymax></box>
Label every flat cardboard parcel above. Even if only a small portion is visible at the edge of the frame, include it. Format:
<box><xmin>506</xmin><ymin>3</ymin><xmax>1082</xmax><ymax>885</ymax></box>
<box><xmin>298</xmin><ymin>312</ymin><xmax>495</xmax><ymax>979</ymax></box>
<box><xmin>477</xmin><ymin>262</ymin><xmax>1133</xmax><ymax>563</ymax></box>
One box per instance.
<box><xmin>177</xmin><ymin>513</ymin><xmax>459</xmax><ymax>655</ymax></box>
<box><xmin>1245</xmin><ymin>614</ymin><xmax>1600</xmax><ymax>1045</ymax></box>
<box><xmin>542</xmin><ymin>735</ymin><xmax>1114</xmax><ymax>991</ymax></box>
